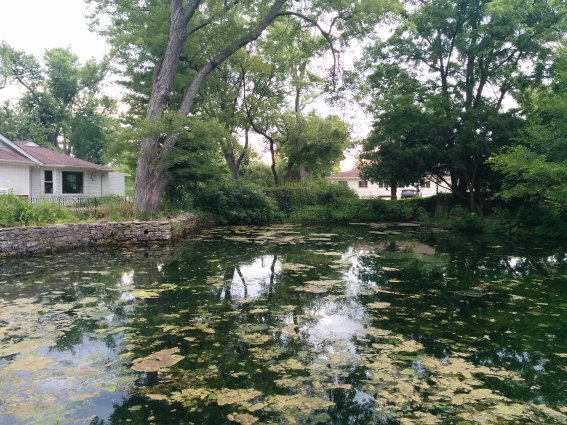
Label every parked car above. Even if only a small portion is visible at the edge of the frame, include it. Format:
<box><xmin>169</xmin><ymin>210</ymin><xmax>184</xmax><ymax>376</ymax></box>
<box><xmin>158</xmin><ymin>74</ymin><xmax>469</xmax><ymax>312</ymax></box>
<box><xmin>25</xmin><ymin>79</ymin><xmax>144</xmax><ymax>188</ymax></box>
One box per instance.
<box><xmin>401</xmin><ymin>187</ymin><xmax>420</xmax><ymax>198</ymax></box>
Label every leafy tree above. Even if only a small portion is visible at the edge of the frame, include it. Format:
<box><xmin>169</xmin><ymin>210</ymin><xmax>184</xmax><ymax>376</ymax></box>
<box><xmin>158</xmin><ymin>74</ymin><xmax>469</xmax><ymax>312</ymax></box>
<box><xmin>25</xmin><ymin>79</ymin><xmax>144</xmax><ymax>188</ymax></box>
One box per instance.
<box><xmin>278</xmin><ymin>112</ymin><xmax>351</xmax><ymax>181</ymax></box>
<box><xmin>490</xmin><ymin>47</ymin><xmax>567</xmax><ymax>212</ymax></box>
<box><xmin>87</xmin><ymin>0</ymin><xmax>393</xmax><ymax>216</ymax></box>
<box><xmin>360</xmin><ymin>66</ymin><xmax>446</xmax><ymax>199</ymax></box>
<box><xmin>490</xmin><ymin>146</ymin><xmax>567</xmax><ymax>211</ymax></box>
<box><xmin>0</xmin><ymin>42</ymin><xmax>111</xmax><ymax>162</ymax></box>
<box><xmin>0</xmin><ymin>101</ymin><xmax>49</xmax><ymax>142</ymax></box>
<box><xmin>242</xmin><ymin>16</ymin><xmax>352</xmax><ymax>185</ymax></box>
<box><xmin>360</xmin><ymin>0</ymin><xmax>567</xmax><ymax>214</ymax></box>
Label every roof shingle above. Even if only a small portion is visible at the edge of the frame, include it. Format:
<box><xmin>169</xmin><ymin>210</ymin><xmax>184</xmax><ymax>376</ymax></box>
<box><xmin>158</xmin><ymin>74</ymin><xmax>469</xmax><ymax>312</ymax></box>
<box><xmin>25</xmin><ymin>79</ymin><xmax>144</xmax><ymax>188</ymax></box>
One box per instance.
<box><xmin>328</xmin><ymin>169</ymin><xmax>360</xmax><ymax>179</ymax></box>
<box><xmin>0</xmin><ymin>149</ymin><xmax>35</xmax><ymax>164</ymax></box>
<box><xmin>14</xmin><ymin>141</ymin><xmax>109</xmax><ymax>171</ymax></box>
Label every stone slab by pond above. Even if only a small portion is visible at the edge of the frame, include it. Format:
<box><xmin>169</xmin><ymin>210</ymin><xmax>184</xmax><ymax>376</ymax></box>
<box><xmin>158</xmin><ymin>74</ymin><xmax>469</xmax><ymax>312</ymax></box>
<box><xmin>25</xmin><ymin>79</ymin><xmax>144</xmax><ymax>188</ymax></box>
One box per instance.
<box><xmin>0</xmin><ymin>213</ymin><xmax>201</xmax><ymax>258</ymax></box>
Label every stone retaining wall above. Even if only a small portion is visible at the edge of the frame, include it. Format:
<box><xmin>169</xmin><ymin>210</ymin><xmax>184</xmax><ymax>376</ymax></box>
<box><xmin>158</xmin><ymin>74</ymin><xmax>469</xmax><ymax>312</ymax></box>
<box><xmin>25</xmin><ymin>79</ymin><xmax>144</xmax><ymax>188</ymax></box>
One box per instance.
<box><xmin>0</xmin><ymin>214</ymin><xmax>201</xmax><ymax>258</ymax></box>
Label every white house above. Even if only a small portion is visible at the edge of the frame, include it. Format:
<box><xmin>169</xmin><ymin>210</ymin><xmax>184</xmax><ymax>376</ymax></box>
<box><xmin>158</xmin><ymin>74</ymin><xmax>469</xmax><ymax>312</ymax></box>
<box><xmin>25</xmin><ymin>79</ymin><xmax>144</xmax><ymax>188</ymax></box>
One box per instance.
<box><xmin>0</xmin><ymin>134</ymin><xmax>127</xmax><ymax>198</ymax></box>
<box><xmin>328</xmin><ymin>168</ymin><xmax>450</xmax><ymax>199</ymax></box>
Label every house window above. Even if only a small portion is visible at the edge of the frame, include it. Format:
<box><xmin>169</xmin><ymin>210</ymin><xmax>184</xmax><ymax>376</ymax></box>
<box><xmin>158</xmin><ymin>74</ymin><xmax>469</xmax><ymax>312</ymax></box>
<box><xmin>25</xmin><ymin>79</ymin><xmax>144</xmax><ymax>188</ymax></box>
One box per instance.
<box><xmin>338</xmin><ymin>181</ymin><xmax>347</xmax><ymax>186</ymax></box>
<box><xmin>425</xmin><ymin>180</ymin><xmax>431</xmax><ymax>188</ymax></box>
<box><xmin>358</xmin><ymin>180</ymin><xmax>368</xmax><ymax>188</ymax></box>
<box><xmin>62</xmin><ymin>171</ymin><xmax>83</xmax><ymax>194</ymax></box>
<box><xmin>44</xmin><ymin>170</ymin><xmax>53</xmax><ymax>194</ymax></box>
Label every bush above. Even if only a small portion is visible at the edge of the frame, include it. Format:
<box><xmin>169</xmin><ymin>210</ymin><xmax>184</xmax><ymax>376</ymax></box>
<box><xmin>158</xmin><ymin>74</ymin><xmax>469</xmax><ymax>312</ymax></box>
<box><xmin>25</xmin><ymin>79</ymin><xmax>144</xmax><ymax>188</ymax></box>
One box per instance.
<box><xmin>449</xmin><ymin>206</ymin><xmax>483</xmax><ymax>233</ymax></box>
<box><xmin>267</xmin><ymin>180</ymin><xmax>357</xmax><ymax>216</ymax></box>
<box><xmin>267</xmin><ymin>186</ymin><xmax>427</xmax><ymax>223</ymax></box>
<box><xmin>0</xmin><ymin>194</ymin><xmax>74</xmax><ymax>227</ymax></box>
<box><xmin>96</xmin><ymin>196</ymin><xmax>135</xmax><ymax>221</ymax></box>
<box><xmin>194</xmin><ymin>182</ymin><xmax>279</xmax><ymax>225</ymax></box>
<box><xmin>483</xmin><ymin>203</ymin><xmax>567</xmax><ymax>240</ymax></box>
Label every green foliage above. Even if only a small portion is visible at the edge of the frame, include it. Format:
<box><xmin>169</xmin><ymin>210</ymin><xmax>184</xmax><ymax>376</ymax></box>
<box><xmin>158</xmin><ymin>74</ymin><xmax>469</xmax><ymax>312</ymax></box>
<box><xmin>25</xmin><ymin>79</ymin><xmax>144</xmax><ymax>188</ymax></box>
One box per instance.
<box><xmin>239</xmin><ymin>161</ymin><xmax>275</xmax><ymax>187</ymax></box>
<box><xmin>483</xmin><ymin>204</ymin><xmax>567</xmax><ymax>240</ymax></box>
<box><xmin>269</xmin><ymin>180</ymin><xmax>356</xmax><ymax>213</ymax></box>
<box><xmin>448</xmin><ymin>206</ymin><xmax>484</xmax><ymax>233</ymax></box>
<box><xmin>0</xmin><ymin>42</ymin><xmax>111</xmax><ymax>159</ymax></box>
<box><xmin>0</xmin><ymin>195</ymin><xmax>137</xmax><ymax>227</ymax></box>
<box><xmin>358</xmin><ymin>0</ymin><xmax>566</xmax><ymax>214</ymax></box>
<box><xmin>194</xmin><ymin>183</ymin><xmax>279</xmax><ymax>225</ymax></box>
<box><xmin>0</xmin><ymin>194</ymin><xmax>73</xmax><ymax>227</ymax></box>
<box><xmin>93</xmin><ymin>196</ymin><xmax>135</xmax><ymax>221</ymax></box>
<box><xmin>0</xmin><ymin>101</ymin><xmax>50</xmax><ymax>142</ymax></box>
<box><xmin>490</xmin><ymin>47</ymin><xmax>567</xmax><ymax>216</ymax></box>
<box><xmin>278</xmin><ymin>112</ymin><xmax>352</xmax><ymax>181</ymax></box>
<box><xmin>265</xmin><ymin>180</ymin><xmax>429</xmax><ymax>222</ymax></box>
<box><xmin>281</xmin><ymin>198</ymin><xmax>427</xmax><ymax>222</ymax></box>
<box><xmin>165</xmin><ymin>116</ymin><xmax>230</xmax><ymax>192</ymax></box>
<box><xmin>490</xmin><ymin>146</ymin><xmax>567</xmax><ymax>210</ymax></box>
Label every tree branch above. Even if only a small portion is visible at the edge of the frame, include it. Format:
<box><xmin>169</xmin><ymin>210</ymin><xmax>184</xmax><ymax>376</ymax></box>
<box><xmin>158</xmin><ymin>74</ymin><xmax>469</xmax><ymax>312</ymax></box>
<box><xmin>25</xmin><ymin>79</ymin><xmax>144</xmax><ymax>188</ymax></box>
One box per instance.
<box><xmin>276</xmin><ymin>10</ymin><xmax>340</xmax><ymax>90</ymax></box>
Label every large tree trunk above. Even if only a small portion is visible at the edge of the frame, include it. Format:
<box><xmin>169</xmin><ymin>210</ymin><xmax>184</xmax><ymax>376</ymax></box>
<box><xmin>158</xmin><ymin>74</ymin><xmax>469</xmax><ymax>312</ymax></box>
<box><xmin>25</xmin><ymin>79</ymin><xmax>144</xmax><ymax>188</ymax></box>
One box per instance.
<box><xmin>133</xmin><ymin>0</ymin><xmax>201</xmax><ymax>217</ymax></box>
<box><xmin>224</xmin><ymin>151</ymin><xmax>240</xmax><ymax>180</ymax></box>
<box><xmin>134</xmin><ymin>149</ymin><xmax>170</xmax><ymax>217</ymax></box>
<box><xmin>134</xmin><ymin>0</ymin><xmax>287</xmax><ymax>216</ymax></box>
<box><xmin>390</xmin><ymin>180</ymin><xmax>397</xmax><ymax>200</ymax></box>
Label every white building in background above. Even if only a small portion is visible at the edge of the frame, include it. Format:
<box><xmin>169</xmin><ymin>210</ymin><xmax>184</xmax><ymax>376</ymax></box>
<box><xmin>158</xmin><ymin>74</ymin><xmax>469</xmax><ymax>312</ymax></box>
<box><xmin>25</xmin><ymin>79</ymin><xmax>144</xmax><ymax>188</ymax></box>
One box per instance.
<box><xmin>328</xmin><ymin>169</ymin><xmax>450</xmax><ymax>199</ymax></box>
<box><xmin>0</xmin><ymin>134</ymin><xmax>128</xmax><ymax>198</ymax></box>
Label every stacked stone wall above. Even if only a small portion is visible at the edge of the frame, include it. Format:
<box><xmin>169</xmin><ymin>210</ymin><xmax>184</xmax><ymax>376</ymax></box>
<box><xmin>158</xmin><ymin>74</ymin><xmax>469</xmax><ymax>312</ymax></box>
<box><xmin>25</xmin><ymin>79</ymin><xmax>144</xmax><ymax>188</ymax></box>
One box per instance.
<box><xmin>0</xmin><ymin>214</ymin><xmax>200</xmax><ymax>258</ymax></box>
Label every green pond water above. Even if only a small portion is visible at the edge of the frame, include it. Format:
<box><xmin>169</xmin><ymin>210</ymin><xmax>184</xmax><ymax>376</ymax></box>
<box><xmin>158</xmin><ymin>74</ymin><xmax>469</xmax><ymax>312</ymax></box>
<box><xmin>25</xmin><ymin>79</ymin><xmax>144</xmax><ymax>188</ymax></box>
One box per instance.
<box><xmin>1</xmin><ymin>223</ymin><xmax>567</xmax><ymax>425</ymax></box>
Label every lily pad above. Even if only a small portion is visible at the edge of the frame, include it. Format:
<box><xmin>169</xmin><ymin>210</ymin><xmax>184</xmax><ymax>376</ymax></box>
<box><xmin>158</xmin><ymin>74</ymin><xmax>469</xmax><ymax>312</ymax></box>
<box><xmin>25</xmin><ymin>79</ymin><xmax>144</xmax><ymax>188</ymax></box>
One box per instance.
<box><xmin>131</xmin><ymin>347</ymin><xmax>183</xmax><ymax>372</ymax></box>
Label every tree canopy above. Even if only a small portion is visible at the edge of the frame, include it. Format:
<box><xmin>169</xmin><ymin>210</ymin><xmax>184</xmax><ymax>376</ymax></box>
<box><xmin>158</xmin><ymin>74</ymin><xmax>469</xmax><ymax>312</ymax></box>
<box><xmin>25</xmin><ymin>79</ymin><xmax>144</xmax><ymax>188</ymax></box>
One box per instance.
<box><xmin>0</xmin><ymin>42</ymin><xmax>112</xmax><ymax>163</ymax></box>
<box><xmin>359</xmin><ymin>0</ymin><xmax>567</xmax><ymax>213</ymax></box>
<box><xmin>86</xmin><ymin>0</ymin><xmax>393</xmax><ymax>216</ymax></box>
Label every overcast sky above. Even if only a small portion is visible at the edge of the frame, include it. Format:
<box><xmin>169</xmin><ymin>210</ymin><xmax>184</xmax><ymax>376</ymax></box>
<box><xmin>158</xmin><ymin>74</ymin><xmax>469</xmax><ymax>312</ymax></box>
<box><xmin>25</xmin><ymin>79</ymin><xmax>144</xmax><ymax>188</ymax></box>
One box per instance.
<box><xmin>0</xmin><ymin>0</ymin><xmax>108</xmax><ymax>60</ymax></box>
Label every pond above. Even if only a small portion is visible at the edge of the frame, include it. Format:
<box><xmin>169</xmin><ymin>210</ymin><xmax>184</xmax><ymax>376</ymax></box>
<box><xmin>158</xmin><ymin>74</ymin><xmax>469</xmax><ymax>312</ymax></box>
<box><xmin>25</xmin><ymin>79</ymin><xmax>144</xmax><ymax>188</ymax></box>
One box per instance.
<box><xmin>0</xmin><ymin>223</ymin><xmax>566</xmax><ymax>425</ymax></box>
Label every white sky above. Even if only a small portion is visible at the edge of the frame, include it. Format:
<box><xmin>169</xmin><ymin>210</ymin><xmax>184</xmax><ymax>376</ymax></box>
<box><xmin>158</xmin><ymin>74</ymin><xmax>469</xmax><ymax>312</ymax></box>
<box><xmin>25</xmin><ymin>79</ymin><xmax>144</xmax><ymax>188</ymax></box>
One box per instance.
<box><xmin>0</xmin><ymin>0</ymin><xmax>362</xmax><ymax>170</ymax></box>
<box><xmin>0</xmin><ymin>0</ymin><xmax>108</xmax><ymax>60</ymax></box>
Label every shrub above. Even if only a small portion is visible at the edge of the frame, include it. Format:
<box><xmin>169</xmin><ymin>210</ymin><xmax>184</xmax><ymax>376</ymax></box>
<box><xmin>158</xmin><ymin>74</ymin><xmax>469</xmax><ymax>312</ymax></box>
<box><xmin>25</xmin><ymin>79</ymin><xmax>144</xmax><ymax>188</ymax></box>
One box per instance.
<box><xmin>194</xmin><ymin>182</ymin><xmax>279</xmax><ymax>225</ymax></box>
<box><xmin>268</xmin><ymin>180</ymin><xmax>357</xmax><ymax>216</ymax></box>
<box><xmin>96</xmin><ymin>196</ymin><xmax>135</xmax><ymax>221</ymax></box>
<box><xmin>0</xmin><ymin>194</ymin><xmax>73</xmax><ymax>227</ymax></box>
<box><xmin>449</xmin><ymin>206</ymin><xmax>483</xmax><ymax>233</ymax></box>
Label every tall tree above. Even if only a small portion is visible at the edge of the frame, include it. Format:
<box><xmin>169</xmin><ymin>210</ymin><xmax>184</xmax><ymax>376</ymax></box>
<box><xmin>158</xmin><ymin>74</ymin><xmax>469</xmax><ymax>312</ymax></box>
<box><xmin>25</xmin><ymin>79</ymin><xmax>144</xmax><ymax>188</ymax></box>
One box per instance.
<box><xmin>360</xmin><ymin>65</ymin><xmax>446</xmax><ymax>199</ymax></box>
<box><xmin>360</xmin><ymin>0</ymin><xmax>567</xmax><ymax>214</ymax></box>
<box><xmin>88</xmin><ymin>0</ymin><xmax>391</xmax><ymax>216</ymax></box>
<box><xmin>0</xmin><ymin>43</ymin><xmax>110</xmax><ymax>160</ymax></box>
<box><xmin>490</xmin><ymin>46</ymin><xmax>567</xmax><ymax>212</ymax></box>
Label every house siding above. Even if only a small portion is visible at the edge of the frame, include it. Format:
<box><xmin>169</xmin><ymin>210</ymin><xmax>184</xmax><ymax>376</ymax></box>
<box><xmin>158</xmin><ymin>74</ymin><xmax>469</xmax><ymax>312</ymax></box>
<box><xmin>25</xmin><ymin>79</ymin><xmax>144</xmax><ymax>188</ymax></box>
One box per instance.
<box><xmin>0</xmin><ymin>164</ymin><xmax>31</xmax><ymax>196</ymax></box>
<box><xmin>30</xmin><ymin>168</ymin><xmax>42</xmax><ymax>197</ymax></box>
<box><xmin>31</xmin><ymin>168</ymin><xmax>106</xmax><ymax>197</ymax></box>
<box><xmin>331</xmin><ymin>177</ymin><xmax>451</xmax><ymax>199</ymax></box>
<box><xmin>102</xmin><ymin>172</ymin><xmax>127</xmax><ymax>196</ymax></box>
<box><xmin>80</xmin><ymin>170</ymin><xmax>103</xmax><ymax>197</ymax></box>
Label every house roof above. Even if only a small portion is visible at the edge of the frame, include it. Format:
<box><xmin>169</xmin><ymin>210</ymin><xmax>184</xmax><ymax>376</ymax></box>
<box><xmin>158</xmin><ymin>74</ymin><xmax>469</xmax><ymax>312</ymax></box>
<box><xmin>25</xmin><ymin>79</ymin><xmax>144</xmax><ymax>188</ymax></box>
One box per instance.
<box><xmin>328</xmin><ymin>169</ymin><xmax>361</xmax><ymax>180</ymax></box>
<box><xmin>14</xmin><ymin>141</ymin><xmax>109</xmax><ymax>171</ymax></box>
<box><xmin>0</xmin><ymin>149</ymin><xmax>36</xmax><ymax>165</ymax></box>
